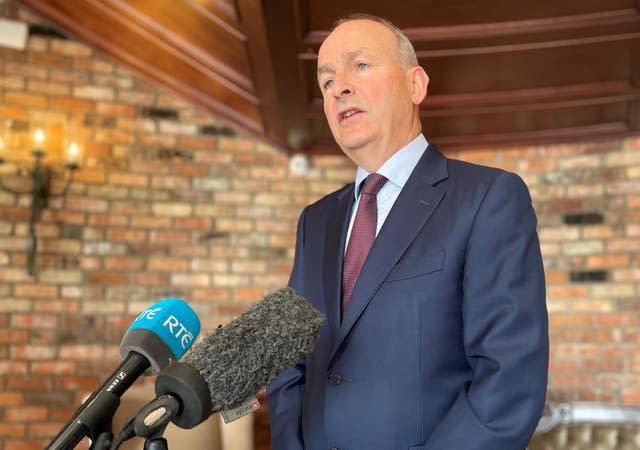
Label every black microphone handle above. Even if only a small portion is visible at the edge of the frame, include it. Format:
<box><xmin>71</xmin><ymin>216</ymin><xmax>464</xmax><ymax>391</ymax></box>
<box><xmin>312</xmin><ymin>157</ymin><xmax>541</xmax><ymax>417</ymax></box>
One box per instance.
<box><xmin>154</xmin><ymin>362</ymin><xmax>212</xmax><ymax>429</ymax></box>
<box><xmin>46</xmin><ymin>351</ymin><xmax>150</xmax><ymax>450</ymax></box>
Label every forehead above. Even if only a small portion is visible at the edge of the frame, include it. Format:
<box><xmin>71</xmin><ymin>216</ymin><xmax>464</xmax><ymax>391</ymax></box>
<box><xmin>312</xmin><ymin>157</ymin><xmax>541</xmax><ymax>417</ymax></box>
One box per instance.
<box><xmin>317</xmin><ymin>20</ymin><xmax>397</xmax><ymax>66</ymax></box>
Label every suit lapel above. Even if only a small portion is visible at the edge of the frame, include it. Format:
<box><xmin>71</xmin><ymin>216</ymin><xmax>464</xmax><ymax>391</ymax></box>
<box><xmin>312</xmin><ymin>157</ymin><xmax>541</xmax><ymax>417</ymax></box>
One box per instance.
<box><xmin>323</xmin><ymin>184</ymin><xmax>355</xmax><ymax>341</ymax></box>
<box><xmin>330</xmin><ymin>144</ymin><xmax>449</xmax><ymax>364</ymax></box>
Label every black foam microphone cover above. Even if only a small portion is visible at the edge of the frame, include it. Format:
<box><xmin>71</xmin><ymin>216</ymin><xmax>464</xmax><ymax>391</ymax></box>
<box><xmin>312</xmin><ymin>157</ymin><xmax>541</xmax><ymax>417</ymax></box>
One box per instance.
<box><xmin>155</xmin><ymin>287</ymin><xmax>324</xmax><ymax>428</ymax></box>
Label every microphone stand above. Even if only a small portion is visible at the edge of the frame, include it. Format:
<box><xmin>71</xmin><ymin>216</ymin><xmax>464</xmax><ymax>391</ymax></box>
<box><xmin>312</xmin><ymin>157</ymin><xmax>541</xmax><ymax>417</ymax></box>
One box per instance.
<box><xmin>91</xmin><ymin>430</ymin><xmax>115</xmax><ymax>450</ymax></box>
<box><xmin>111</xmin><ymin>395</ymin><xmax>179</xmax><ymax>450</ymax></box>
<box><xmin>143</xmin><ymin>432</ymin><xmax>169</xmax><ymax>450</ymax></box>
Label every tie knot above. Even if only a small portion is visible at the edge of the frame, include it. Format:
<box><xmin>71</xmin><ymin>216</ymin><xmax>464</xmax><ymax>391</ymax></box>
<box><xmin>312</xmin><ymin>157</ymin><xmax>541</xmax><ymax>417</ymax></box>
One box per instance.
<box><xmin>361</xmin><ymin>173</ymin><xmax>387</xmax><ymax>196</ymax></box>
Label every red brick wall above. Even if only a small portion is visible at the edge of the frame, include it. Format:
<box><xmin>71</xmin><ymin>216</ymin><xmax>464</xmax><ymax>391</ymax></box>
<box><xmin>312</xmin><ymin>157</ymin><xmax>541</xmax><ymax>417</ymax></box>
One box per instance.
<box><xmin>1</xmin><ymin>2</ymin><xmax>640</xmax><ymax>449</ymax></box>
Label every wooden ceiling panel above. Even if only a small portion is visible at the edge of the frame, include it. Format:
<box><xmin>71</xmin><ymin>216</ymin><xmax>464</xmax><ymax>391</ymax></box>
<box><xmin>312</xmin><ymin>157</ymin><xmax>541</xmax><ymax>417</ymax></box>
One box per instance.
<box><xmin>291</xmin><ymin>0</ymin><xmax>640</xmax><ymax>152</ymax></box>
<box><xmin>106</xmin><ymin>0</ymin><xmax>253</xmax><ymax>90</ymax></box>
<box><xmin>303</xmin><ymin>47</ymin><xmax>638</xmax><ymax>112</ymax></box>
<box><xmin>15</xmin><ymin>0</ymin><xmax>265</xmax><ymax>137</ymax></box>
<box><xmin>427</xmin><ymin>103</ymin><xmax>628</xmax><ymax>135</ymax></box>
<box><xmin>305</xmin><ymin>0</ymin><xmax>637</xmax><ymax>30</ymax></box>
<box><xmin>420</xmin><ymin>42</ymin><xmax>633</xmax><ymax>95</ymax></box>
<box><xmin>11</xmin><ymin>0</ymin><xmax>640</xmax><ymax>153</ymax></box>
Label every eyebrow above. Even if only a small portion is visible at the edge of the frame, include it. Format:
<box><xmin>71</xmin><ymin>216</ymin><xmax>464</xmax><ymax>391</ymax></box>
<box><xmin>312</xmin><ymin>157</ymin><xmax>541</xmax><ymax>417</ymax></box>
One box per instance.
<box><xmin>317</xmin><ymin>47</ymin><xmax>372</xmax><ymax>77</ymax></box>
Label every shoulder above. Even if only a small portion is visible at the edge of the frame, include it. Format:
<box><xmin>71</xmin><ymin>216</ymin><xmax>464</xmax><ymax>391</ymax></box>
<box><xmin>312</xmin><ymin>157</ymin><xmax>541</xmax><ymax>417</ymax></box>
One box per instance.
<box><xmin>446</xmin><ymin>156</ymin><xmax>506</xmax><ymax>185</ymax></box>
<box><xmin>437</xmin><ymin>150</ymin><xmax>528</xmax><ymax>193</ymax></box>
<box><xmin>302</xmin><ymin>183</ymin><xmax>353</xmax><ymax>215</ymax></box>
<box><xmin>426</xmin><ymin>147</ymin><xmax>532</xmax><ymax>209</ymax></box>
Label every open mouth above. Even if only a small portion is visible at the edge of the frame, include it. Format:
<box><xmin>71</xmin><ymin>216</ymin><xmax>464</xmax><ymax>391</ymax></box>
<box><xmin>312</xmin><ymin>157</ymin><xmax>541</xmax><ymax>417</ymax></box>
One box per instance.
<box><xmin>338</xmin><ymin>108</ymin><xmax>363</xmax><ymax>123</ymax></box>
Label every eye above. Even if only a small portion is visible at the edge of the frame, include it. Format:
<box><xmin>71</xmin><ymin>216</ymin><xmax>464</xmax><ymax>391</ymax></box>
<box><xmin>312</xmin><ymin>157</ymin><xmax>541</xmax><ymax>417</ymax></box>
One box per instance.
<box><xmin>356</xmin><ymin>62</ymin><xmax>368</xmax><ymax>70</ymax></box>
<box><xmin>322</xmin><ymin>79</ymin><xmax>333</xmax><ymax>90</ymax></box>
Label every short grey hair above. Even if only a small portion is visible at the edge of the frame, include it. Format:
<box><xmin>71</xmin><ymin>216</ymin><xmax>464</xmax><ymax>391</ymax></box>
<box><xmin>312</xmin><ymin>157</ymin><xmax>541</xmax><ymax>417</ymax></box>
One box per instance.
<box><xmin>332</xmin><ymin>13</ymin><xmax>418</xmax><ymax>69</ymax></box>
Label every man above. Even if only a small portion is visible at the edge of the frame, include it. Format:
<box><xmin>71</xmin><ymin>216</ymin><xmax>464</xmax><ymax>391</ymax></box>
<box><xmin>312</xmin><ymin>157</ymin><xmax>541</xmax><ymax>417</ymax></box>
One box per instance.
<box><xmin>268</xmin><ymin>14</ymin><xmax>548</xmax><ymax>450</ymax></box>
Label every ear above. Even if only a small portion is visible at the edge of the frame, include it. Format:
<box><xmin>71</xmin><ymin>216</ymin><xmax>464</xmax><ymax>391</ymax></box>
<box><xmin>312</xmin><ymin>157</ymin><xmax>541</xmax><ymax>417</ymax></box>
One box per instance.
<box><xmin>408</xmin><ymin>66</ymin><xmax>429</xmax><ymax>105</ymax></box>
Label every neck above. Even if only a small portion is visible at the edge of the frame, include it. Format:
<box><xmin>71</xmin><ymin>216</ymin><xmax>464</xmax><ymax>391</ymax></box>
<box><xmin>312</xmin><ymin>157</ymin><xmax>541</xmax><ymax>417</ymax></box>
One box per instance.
<box><xmin>354</xmin><ymin>127</ymin><xmax>422</xmax><ymax>173</ymax></box>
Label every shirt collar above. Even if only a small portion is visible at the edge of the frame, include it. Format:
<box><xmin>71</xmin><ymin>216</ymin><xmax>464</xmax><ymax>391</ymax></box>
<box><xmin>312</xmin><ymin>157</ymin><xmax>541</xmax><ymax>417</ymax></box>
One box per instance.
<box><xmin>354</xmin><ymin>133</ymin><xmax>429</xmax><ymax>199</ymax></box>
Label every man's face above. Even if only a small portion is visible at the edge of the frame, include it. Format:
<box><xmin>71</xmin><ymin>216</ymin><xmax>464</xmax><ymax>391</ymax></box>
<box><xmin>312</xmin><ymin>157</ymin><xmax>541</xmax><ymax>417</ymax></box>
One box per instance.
<box><xmin>317</xmin><ymin>20</ymin><xmax>422</xmax><ymax>170</ymax></box>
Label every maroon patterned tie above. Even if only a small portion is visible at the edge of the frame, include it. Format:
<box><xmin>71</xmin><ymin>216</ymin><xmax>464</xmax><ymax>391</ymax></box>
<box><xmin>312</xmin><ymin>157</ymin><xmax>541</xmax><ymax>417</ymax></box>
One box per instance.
<box><xmin>342</xmin><ymin>173</ymin><xmax>388</xmax><ymax>317</ymax></box>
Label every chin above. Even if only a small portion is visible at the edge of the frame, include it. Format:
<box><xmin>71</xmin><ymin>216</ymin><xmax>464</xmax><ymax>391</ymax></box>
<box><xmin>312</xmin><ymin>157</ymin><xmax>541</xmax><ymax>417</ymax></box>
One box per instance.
<box><xmin>336</xmin><ymin>132</ymin><xmax>375</xmax><ymax>153</ymax></box>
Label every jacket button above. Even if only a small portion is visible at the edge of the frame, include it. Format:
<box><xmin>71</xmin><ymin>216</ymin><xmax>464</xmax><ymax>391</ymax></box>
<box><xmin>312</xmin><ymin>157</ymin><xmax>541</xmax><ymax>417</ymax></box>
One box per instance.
<box><xmin>328</xmin><ymin>374</ymin><xmax>343</xmax><ymax>385</ymax></box>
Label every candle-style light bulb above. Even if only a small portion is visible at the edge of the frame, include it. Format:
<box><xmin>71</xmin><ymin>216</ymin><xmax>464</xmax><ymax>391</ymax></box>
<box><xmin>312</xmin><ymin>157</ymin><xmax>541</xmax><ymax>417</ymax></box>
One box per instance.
<box><xmin>65</xmin><ymin>141</ymin><xmax>80</xmax><ymax>169</ymax></box>
<box><xmin>31</xmin><ymin>127</ymin><xmax>45</xmax><ymax>158</ymax></box>
<box><xmin>67</xmin><ymin>142</ymin><xmax>78</xmax><ymax>160</ymax></box>
<box><xmin>33</xmin><ymin>128</ymin><xmax>45</xmax><ymax>146</ymax></box>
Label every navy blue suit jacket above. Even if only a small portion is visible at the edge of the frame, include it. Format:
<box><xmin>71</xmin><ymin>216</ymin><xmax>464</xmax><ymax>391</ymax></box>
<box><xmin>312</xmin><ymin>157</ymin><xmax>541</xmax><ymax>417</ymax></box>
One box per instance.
<box><xmin>268</xmin><ymin>144</ymin><xmax>548</xmax><ymax>450</ymax></box>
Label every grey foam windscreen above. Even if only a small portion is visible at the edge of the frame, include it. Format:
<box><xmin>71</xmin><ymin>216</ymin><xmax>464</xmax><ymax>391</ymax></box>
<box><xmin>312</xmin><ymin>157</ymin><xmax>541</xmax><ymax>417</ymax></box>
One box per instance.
<box><xmin>184</xmin><ymin>287</ymin><xmax>324</xmax><ymax>412</ymax></box>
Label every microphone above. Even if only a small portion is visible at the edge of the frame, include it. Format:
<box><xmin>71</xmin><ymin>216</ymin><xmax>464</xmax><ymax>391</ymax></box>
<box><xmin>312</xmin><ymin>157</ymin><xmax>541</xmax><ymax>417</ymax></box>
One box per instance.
<box><xmin>114</xmin><ymin>288</ymin><xmax>323</xmax><ymax>445</ymax></box>
<box><xmin>46</xmin><ymin>298</ymin><xmax>200</xmax><ymax>450</ymax></box>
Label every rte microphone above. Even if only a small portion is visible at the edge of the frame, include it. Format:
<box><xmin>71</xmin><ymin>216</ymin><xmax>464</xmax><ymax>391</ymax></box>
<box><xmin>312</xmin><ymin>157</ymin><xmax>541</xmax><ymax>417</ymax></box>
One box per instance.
<box><xmin>114</xmin><ymin>288</ymin><xmax>323</xmax><ymax>446</ymax></box>
<box><xmin>46</xmin><ymin>298</ymin><xmax>200</xmax><ymax>450</ymax></box>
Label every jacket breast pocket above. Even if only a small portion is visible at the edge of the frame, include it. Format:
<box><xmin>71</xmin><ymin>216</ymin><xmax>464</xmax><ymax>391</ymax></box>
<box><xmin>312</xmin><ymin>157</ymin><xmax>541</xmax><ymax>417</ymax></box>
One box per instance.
<box><xmin>385</xmin><ymin>250</ymin><xmax>445</xmax><ymax>282</ymax></box>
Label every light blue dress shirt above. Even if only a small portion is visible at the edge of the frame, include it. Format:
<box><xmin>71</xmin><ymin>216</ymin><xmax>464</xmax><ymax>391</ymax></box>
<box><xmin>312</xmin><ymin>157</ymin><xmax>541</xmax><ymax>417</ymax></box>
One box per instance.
<box><xmin>345</xmin><ymin>134</ymin><xmax>428</xmax><ymax>250</ymax></box>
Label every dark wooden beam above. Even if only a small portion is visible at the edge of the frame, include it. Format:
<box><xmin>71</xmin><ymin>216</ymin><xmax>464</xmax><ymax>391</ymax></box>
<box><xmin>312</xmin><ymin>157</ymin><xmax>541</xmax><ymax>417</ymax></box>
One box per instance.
<box><xmin>237</xmin><ymin>0</ymin><xmax>287</xmax><ymax>149</ymax></box>
<box><xmin>303</xmin><ymin>9</ymin><xmax>640</xmax><ymax>44</ymax></box>
<box><xmin>424</xmin><ymin>81</ymin><xmax>636</xmax><ymax>107</ymax></box>
<box><xmin>432</xmin><ymin>122</ymin><xmax>631</xmax><ymax>149</ymax></box>
<box><xmin>420</xmin><ymin>95</ymin><xmax>638</xmax><ymax>118</ymax></box>
<box><xmin>630</xmin><ymin>39</ymin><xmax>640</xmax><ymax>131</ymax></box>
<box><xmin>413</xmin><ymin>32</ymin><xmax>640</xmax><ymax>58</ymax></box>
<box><xmin>260</xmin><ymin>0</ymin><xmax>313</xmax><ymax>150</ymax></box>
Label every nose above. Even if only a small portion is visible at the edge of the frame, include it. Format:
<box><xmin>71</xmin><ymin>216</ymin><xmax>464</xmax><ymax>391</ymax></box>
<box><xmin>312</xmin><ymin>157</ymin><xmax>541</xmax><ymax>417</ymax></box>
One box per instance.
<box><xmin>331</xmin><ymin>72</ymin><xmax>354</xmax><ymax>99</ymax></box>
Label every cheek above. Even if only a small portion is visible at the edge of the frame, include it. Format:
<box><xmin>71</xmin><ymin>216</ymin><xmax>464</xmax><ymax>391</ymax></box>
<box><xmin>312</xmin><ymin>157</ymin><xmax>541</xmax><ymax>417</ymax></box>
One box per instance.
<box><xmin>365</xmin><ymin>82</ymin><xmax>390</xmax><ymax>108</ymax></box>
<box><xmin>382</xmin><ymin>91</ymin><xmax>409</xmax><ymax>121</ymax></box>
<box><xmin>366</xmin><ymin>93</ymin><xmax>389</xmax><ymax>122</ymax></box>
<box><xmin>323</xmin><ymin>100</ymin><xmax>335</xmax><ymax>123</ymax></box>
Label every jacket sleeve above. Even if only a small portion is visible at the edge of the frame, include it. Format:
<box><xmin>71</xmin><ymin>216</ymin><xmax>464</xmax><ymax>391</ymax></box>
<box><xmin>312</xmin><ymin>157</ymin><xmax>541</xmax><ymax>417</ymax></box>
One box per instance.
<box><xmin>266</xmin><ymin>209</ymin><xmax>307</xmax><ymax>450</ymax></box>
<box><xmin>425</xmin><ymin>172</ymin><xmax>549</xmax><ymax>450</ymax></box>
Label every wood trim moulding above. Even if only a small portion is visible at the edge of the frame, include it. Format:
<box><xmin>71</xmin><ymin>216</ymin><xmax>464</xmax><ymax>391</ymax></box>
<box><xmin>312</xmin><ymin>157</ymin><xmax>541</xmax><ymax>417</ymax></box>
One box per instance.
<box><xmin>420</xmin><ymin>94</ymin><xmax>640</xmax><ymax>118</ymax></box>
<box><xmin>432</xmin><ymin>122</ymin><xmax>631</xmax><ymax>148</ymax></box>
<box><xmin>105</xmin><ymin>0</ymin><xmax>254</xmax><ymax>92</ymax></box>
<box><xmin>406</xmin><ymin>9</ymin><xmax>640</xmax><ymax>42</ymax></box>
<box><xmin>185</xmin><ymin>0</ymin><xmax>241</xmax><ymax>32</ymax></box>
<box><xmin>414</xmin><ymin>32</ymin><xmax>640</xmax><ymax>58</ymax></box>
<box><xmin>303</xmin><ymin>9</ymin><xmax>640</xmax><ymax>45</ymax></box>
<box><xmin>423</xmin><ymin>81</ymin><xmax>637</xmax><ymax>107</ymax></box>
